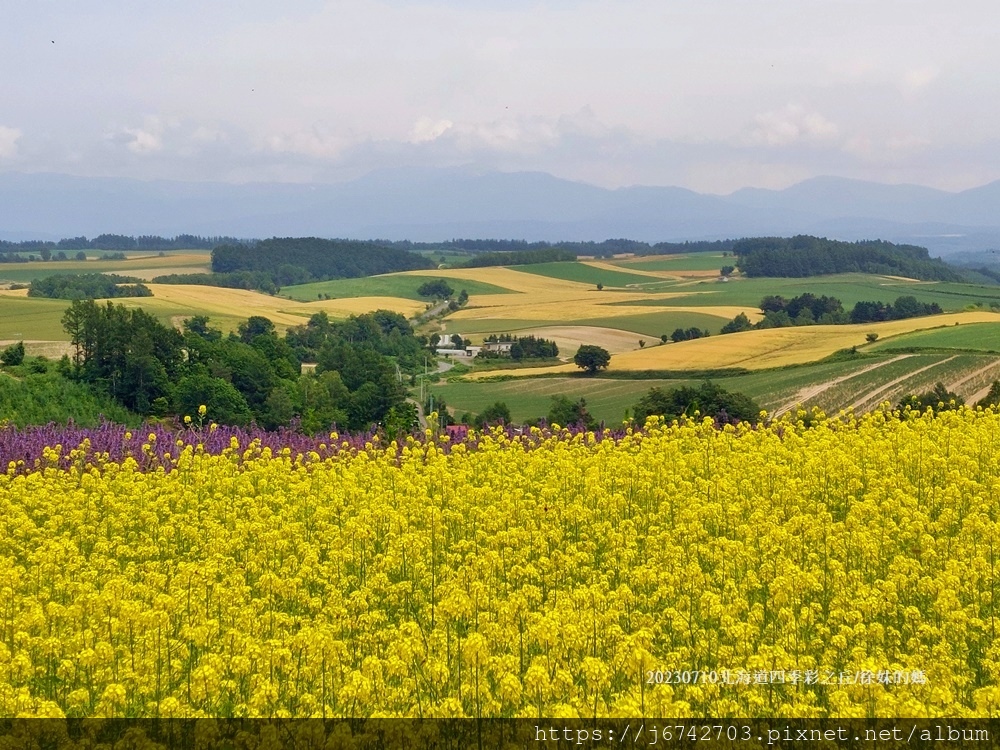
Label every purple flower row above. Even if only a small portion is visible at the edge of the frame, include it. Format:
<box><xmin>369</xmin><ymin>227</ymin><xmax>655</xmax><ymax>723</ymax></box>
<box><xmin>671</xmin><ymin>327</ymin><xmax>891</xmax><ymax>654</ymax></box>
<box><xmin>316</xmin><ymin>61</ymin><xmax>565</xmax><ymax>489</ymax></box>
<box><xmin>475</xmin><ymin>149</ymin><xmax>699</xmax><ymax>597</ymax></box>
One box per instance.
<box><xmin>0</xmin><ymin>419</ymin><xmax>630</xmax><ymax>474</ymax></box>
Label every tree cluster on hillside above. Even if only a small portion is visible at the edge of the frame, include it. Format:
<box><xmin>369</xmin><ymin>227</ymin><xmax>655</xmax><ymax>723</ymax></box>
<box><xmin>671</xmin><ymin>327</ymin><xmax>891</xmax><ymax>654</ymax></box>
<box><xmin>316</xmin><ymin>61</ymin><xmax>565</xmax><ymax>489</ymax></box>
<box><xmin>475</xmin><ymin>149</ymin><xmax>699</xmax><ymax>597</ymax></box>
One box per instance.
<box><xmin>720</xmin><ymin>293</ymin><xmax>944</xmax><ymax>334</ymax></box>
<box><xmin>470</xmin><ymin>401</ymin><xmax>511</xmax><ymax>429</ymax></box>
<box><xmin>211</xmin><ymin>237</ymin><xmax>432</xmax><ymax>286</ymax></box>
<box><xmin>442</xmin><ymin>238</ymin><xmax>731</xmax><ymax>259</ymax></box>
<box><xmin>548</xmin><ymin>395</ymin><xmax>599</xmax><ymax>429</ymax></box>
<box><xmin>633</xmin><ymin>382</ymin><xmax>761</xmax><ymax>424</ymax></box>
<box><xmin>61</xmin><ymin>301</ymin><xmax>426</xmax><ymax>433</ymax></box>
<box><xmin>151</xmin><ymin>271</ymin><xmax>281</xmax><ymax>295</ymax></box>
<box><xmin>28</xmin><ymin>273</ymin><xmax>152</xmax><ymax>300</ymax></box>
<box><xmin>417</xmin><ymin>279</ymin><xmax>455</xmax><ymax>298</ymax></box>
<box><xmin>849</xmin><ymin>296</ymin><xmax>943</xmax><ymax>323</ymax></box>
<box><xmin>0</xmin><ymin>234</ymin><xmax>244</xmax><ymax>253</ymax></box>
<box><xmin>734</xmin><ymin>236</ymin><xmax>962</xmax><ymax>281</ymax></box>
<box><xmin>461</xmin><ymin>248</ymin><xmax>577</xmax><ymax>267</ymax></box>
<box><xmin>670</xmin><ymin>327</ymin><xmax>710</xmax><ymax>342</ymax></box>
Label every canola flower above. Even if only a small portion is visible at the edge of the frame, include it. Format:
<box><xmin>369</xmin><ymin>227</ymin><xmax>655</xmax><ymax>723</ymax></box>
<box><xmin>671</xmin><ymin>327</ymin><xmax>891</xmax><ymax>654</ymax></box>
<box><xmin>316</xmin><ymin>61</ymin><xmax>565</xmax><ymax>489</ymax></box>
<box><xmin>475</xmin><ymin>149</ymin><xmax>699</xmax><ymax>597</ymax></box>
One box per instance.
<box><xmin>0</xmin><ymin>406</ymin><xmax>998</xmax><ymax>718</ymax></box>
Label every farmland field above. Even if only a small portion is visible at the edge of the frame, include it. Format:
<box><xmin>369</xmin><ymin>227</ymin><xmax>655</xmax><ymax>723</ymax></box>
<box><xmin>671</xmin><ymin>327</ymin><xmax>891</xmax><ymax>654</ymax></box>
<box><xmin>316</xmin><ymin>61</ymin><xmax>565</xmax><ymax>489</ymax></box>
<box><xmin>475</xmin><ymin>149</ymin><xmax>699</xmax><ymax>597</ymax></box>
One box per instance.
<box><xmin>472</xmin><ymin>311</ymin><xmax>1000</xmax><ymax>377</ymax></box>
<box><xmin>513</xmin><ymin>261</ymin><xmax>672</xmax><ymax>288</ymax></box>
<box><xmin>607</xmin><ymin>275</ymin><xmax>1000</xmax><ymax>311</ymax></box>
<box><xmin>281</xmin><ymin>273</ymin><xmax>512</xmax><ymax>302</ymax></box>
<box><xmin>0</xmin><ymin>283</ymin><xmax>426</xmax><ymax>343</ymax></box>
<box><xmin>0</xmin><ymin>411</ymin><xmax>998</xmax><ymax>717</ymax></box>
<box><xmin>614</xmin><ymin>253</ymin><xmax>733</xmax><ymax>272</ymax></box>
<box><xmin>0</xmin><ymin>296</ymin><xmax>77</xmax><ymax>340</ymax></box>
<box><xmin>867</xmin><ymin>321</ymin><xmax>1000</xmax><ymax>352</ymax></box>
<box><xmin>0</xmin><ymin>251</ymin><xmax>211</xmax><ymax>283</ymax></box>
<box><xmin>432</xmin><ymin>351</ymin><xmax>1000</xmax><ymax>424</ymax></box>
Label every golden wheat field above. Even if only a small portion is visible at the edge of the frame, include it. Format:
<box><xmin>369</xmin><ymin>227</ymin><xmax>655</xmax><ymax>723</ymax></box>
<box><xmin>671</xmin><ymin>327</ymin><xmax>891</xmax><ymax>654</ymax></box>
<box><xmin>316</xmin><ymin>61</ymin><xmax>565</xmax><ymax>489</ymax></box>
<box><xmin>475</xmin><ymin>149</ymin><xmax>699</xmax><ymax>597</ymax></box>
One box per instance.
<box><xmin>1</xmin><ymin>408</ymin><xmax>1000</xmax><ymax>718</ymax></box>
<box><xmin>473</xmin><ymin>311</ymin><xmax>1000</xmax><ymax>378</ymax></box>
<box><xmin>0</xmin><ymin>285</ymin><xmax>425</xmax><ymax>341</ymax></box>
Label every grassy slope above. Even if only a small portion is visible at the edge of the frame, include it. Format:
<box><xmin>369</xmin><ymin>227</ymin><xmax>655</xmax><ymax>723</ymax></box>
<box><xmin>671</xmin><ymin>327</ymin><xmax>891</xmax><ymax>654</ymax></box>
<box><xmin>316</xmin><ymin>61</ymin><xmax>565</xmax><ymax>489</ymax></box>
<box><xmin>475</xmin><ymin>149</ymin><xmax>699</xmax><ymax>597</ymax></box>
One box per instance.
<box><xmin>615</xmin><ymin>254</ymin><xmax>732</xmax><ymax>272</ymax></box>
<box><xmin>513</xmin><ymin>262</ymin><xmax>669</xmax><ymax>288</ymax></box>
<box><xmin>0</xmin><ymin>370</ymin><xmax>139</xmax><ymax>427</ymax></box>
<box><xmin>626</xmin><ymin>275</ymin><xmax>1000</xmax><ymax>311</ymax></box>
<box><xmin>0</xmin><ymin>297</ymin><xmax>75</xmax><ymax>340</ymax></box>
<box><xmin>867</xmin><ymin>321</ymin><xmax>1000</xmax><ymax>352</ymax></box>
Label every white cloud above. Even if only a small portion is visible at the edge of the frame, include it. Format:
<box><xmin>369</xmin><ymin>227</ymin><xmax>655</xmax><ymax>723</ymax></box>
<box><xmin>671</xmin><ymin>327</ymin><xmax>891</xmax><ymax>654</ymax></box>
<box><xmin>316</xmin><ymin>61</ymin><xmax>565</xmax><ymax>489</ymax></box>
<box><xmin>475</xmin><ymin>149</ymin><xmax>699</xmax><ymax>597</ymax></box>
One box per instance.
<box><xmin>124</xmin><ymin>128</ymin><xmax>163</xmax><ymax>154</ymax></box>
<box><xmin>746</xmin><ymin>105</ymin><xmax>839</xmax><ymax>147</ymax></box>
<box><xmin>408</xmin><ymin>117</ymin><xmax>453</xmax><ymax>144</ymax></box>
<box><xmin>0</xmin><ymin>126</ymin><xmax>22</xmax><ymax>158</ymax></box>
<box><xmin>108</xmin><ymin>116</ymin><xmax>171</xmax><ymax>154</ymax></box>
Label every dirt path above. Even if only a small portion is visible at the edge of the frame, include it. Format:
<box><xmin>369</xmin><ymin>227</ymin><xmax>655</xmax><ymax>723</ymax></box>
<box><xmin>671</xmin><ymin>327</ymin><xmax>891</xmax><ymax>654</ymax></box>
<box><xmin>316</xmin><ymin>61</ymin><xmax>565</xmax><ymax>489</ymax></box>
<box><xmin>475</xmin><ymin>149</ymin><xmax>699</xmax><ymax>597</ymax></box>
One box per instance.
<box><xmin>947</xmin><ymin>358</ymin><xmax>1000</xmax><ymax>394</ymax></box>
<box><xmin>848</xmin><ymin>355</ymin><xmax>957</xmax><ymax>412</ymax></box>
<box><xmin>773</xmin><ymin>354</ymin><xmax>913</xmax><ymax>417</ymax></box>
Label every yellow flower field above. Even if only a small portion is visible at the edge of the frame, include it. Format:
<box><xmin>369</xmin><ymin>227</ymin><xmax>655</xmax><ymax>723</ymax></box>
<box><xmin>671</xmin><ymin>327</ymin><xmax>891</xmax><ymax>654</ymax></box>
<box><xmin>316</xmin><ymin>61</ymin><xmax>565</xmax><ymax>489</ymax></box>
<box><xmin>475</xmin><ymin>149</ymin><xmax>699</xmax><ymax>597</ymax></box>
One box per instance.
<box><xmin>1</xmin><ymin>408</ymin><xmax>999</xmax><ymax>718</ymax></box>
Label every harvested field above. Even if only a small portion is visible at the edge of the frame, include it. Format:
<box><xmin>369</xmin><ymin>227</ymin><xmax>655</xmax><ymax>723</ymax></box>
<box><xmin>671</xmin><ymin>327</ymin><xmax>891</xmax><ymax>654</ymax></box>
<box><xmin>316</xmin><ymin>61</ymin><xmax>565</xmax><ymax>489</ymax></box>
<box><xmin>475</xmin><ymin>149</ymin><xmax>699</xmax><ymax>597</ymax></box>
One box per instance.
<box><xmin>469</xmin><ymin>312</ymin><xmax>1000</xmax><ymax>378</ymax></box>
<box><xmin>479</xmin><ymin>326</ymin><xmax>651</xmax><ymax>356</ymax></box>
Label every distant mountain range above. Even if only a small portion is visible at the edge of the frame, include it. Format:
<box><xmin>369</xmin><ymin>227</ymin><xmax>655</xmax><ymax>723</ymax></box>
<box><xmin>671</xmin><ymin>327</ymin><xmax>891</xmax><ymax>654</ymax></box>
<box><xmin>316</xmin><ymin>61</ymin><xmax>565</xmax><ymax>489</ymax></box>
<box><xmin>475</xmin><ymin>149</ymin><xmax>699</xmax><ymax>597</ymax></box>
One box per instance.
<box><xmin>2</xmin><ymin>167</ymin><xmax>1000</xmax><ymax>256</ymax></box>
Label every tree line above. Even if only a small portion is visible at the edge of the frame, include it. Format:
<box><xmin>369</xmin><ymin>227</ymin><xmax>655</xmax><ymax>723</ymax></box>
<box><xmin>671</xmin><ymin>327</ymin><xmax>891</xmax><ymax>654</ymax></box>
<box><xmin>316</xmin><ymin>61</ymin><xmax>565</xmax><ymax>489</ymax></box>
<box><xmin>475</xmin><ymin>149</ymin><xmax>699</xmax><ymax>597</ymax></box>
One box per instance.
<box><xmin>718</xmin><ymin>292</ymin><xmax>944</xmax><ymax>334</ymax></box>
<box><xmin>733</xmin><ymin>236</ymin><xmax>962</xmax><ymax>282</ymax></box>
<box><xmin>59</xmin><ymin>301</ymin><xmax>427</xmax><ymax>434</ymax></box>
<box><xmin>28</xmin><ymin>273</ymin><xmax>152</xmax><ymax>300</ymax></box>
<box><xmin>0</xmin><ymin>234</ymin><xmax>245</xmax><ymax>253</ymax></box>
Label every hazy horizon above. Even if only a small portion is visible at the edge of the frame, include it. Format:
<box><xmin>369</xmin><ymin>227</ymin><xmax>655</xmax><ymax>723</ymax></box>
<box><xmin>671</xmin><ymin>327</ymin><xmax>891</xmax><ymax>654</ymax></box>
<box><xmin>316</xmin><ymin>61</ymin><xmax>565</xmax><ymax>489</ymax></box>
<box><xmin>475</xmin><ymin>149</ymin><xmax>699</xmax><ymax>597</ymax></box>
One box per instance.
<box><xmin>3</xmin><ymin>2</ymin><xmax>998</xmax><ymax>194</ymax></box>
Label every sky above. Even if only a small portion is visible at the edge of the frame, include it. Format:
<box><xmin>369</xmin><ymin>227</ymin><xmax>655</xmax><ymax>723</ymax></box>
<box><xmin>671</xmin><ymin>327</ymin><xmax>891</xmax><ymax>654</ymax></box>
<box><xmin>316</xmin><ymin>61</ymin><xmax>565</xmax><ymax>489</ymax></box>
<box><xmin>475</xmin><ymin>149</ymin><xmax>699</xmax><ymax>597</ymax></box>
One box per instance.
<box><xmin>2</xmin><ymin>0</ymin><xmax>999</xmax><ymax>193</ymax></box>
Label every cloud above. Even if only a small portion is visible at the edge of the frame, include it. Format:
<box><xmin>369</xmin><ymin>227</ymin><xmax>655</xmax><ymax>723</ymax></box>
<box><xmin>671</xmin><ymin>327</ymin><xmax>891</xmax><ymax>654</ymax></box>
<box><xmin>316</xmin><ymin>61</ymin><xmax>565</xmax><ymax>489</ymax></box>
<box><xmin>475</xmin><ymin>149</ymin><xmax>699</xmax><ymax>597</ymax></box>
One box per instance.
<box><xmin>408</xmin><ymin>117</ymin><xmax>453</xmax><ymax>144</ymax></box>
<box><xmin>108</xmin><ymin>117</ymin><xmax>170</xmax><ymax>154</ymax></box>
<box><xmin>746</xmin><ymin>105</ymin><xmax>839</xmax><ymax>147</ymax></box>
<box><xmin>0</xmin><ymin>126</ymin><xmax>22</xmax><ymax>158</ymax></box>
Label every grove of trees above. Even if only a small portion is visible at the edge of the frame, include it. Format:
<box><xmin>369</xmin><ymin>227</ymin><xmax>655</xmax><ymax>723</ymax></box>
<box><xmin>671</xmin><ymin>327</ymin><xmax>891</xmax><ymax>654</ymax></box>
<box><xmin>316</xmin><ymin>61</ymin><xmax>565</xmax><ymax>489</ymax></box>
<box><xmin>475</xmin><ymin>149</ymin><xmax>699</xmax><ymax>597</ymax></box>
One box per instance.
<box><xmin>60</xmin><ymin>301</ymin><xmax>424</xmax><ymax>433</ymax></box>
<box><xmin>734</xmin><ymin>236</ymin><xmax>962</xmax><ymax>281</ymax></box>
<box><xmin>29</xmin><ymin>273</ymin><xmax>152</xmax><ymax>300</ymax></box>
<box><xmin>632</xmin><ymin>382</ymin><xmax>761</xmax><ymax>424</ymax></box>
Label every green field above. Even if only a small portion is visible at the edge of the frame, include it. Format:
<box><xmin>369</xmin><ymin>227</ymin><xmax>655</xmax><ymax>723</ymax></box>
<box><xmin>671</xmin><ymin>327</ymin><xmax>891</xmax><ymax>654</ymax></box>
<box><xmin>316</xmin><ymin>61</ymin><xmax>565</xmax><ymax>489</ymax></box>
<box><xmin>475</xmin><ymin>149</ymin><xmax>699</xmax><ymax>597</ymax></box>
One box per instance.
<box><xmin>615</xmin><ymin>274</ymin><xmax>1000</xmax><ymax>312</ymax></box>
<box><xmin>431</xmin><ymin>349</ymin><xmax>1000</xmax><ymax>424</ymax></box>
<box><xmin>0</xmin><ymin>297</ymin><xmax>75</xmax><ymax>340</ymax></box>
<box><xmin>281</xmin><ymin>274</ymin><xmax>513</xmax><ymax>302</ymax></box>
<box><xmin>0</xmin><ymin>251</ymin><xmax>212</xmax><ymax>283</ymax></box>
<box><xmin>514</xmin><ymin>262</ymin><xmax>666</xmax><ymax>288</ymax></box>
<box><xmin>616</xmin><ymin>253</ymin><xmax>731</xmax><ymax>272</ymax></box>
<box><xmin>573</xmin><ymin>310</ymin><xmax>733</xmax><ymax>337</ymax></box>
<box><xmin>867</xmin><ymin>321</ymin><xmax>1000</xmax><ymax>352</ymax></box>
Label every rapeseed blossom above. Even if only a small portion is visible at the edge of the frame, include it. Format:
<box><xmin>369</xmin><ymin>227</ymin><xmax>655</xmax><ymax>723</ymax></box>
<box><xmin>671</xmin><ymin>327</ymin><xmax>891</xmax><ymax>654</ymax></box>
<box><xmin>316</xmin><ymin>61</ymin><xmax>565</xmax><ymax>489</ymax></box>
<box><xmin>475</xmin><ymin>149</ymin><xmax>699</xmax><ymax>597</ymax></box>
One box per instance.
<box><xmin>0</xmin><ymin>406</ymin><xmax>996</xmax><ymax>717</ymax></box>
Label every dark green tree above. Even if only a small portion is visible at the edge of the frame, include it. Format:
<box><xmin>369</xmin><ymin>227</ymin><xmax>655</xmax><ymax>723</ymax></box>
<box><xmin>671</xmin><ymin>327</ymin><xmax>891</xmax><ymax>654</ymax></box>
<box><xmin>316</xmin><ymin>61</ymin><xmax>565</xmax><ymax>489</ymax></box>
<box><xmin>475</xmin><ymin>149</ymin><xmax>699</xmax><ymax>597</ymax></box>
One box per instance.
<box><xmin>573</xmin><ymin>344</ymin><xmax>611</xmax><ymax>374</ymax></box>
<box><xmin>633</xmin><ymin>382</ymin><xmax>761</xmax><ymax>424</ymax></box>
<box><xmin>417</xmin><ymin>279</ymin><xmax>455</xmax><ymax>299</ymax></box>
<box><xmin>0</xmin><ymin>341</ymin><xmax>24</xmax><ymax>366</ymax></box>
<box><xmin>720</xmin><ymin>313</ymin><xmax>753</xmax><ymax>334</ymax></box>
<box><xmin>474</xmin><ymin>401</ymin><xmax>511</xmax><ymax>429</ymax></box>
<box><xmin>547</xmin><ymin>395</ymin><xmax>598</xmax><ymax>429</ymax></box>
<box><xmin>174</xmin><ymin>371</ymin><xmax>253</xmax><ymax>426</ymax></box>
